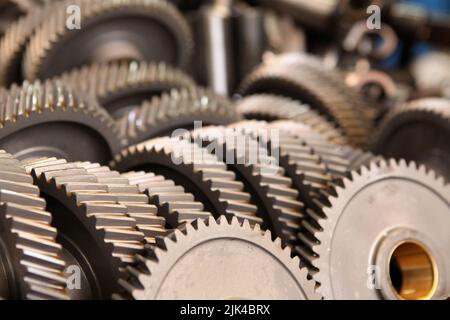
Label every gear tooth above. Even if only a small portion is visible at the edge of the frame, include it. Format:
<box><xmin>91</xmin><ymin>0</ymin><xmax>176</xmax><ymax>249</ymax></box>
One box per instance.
<box><xmin>241</xmin><ymin>218</ymin><xmax>251</xmax><ymax>229</ymax></box>
<box><xmin>253</xmin><ymin>222</ymin><xmax>262</xmax><ymax>234</ymax></box>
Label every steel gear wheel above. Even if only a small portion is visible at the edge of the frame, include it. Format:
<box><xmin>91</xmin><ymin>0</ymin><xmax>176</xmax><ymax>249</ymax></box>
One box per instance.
<box><xmin>191</xmin><ymin>125</ymin><xmax>306</xmax><ymax>248</ymax></box>
<box><xmin>118</xmin><ymin>87</ymin><xmax>241</xmax><ymax>145</ymax></box>
<box><xmin>23</xmin><ymin>0</ymin><xmax>194</xmax><ymax>81</ymax></box>
<box><xmin>373</xmin><ymin>98</ymin><xmax>450</xmax><ymax>182</ymax></box>
<box><xmin>112</xmin><ymin>136</ymin><xmax>262</xmax><ymax>226</ymax></box>
<box><xmin>0</xmin><ymin>5</ymin><xmax>46</xmax><ymax>86</ymax></box>
<box><xmin>238</xmin><ymin>54</ymin><xmax>372</xmax><ymax>148</ymax></box>
<box><xmin>22</xmin><ymin>157</ymin><xmax>167</xmax><ymax>299</ymax></box>
<box><xmin>0</xmin><ymin>150</ymin><xmax>69</xmax><ymax>300</ymax></box>
<box><xmin>60</xmin><ymin>61</ymin><xmax>197</xmax><ymax>119</ymax></box>
<box><xmin>311</xmin><ymin>160</ymin><xmax>450</xmax><ymax>300</ymax></box>
<box><xmin>265</xmin><ymin>120</ymin><xmax>379</xmax><ymax>176</ymax></box>
<box><xmin>236</xmin><ymin>94</ymin><xmax>348</xmax><ymax>145</ymax></box>
<box><xmin>0</xmin><ymin>80</ymin><xmax>121</xmax><ymax>163</ymax></box>
<box><xmin>116</xmin><ymin>216</ymin><xmax>320</xmax><ymax>300</ymax></box>
<box><xmin>122</xmin><ymin>171</ymin><xmax>212</xmax><ymax>229</ymax></box>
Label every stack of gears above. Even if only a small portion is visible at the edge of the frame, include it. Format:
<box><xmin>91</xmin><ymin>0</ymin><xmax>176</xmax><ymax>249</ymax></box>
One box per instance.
<box><xmin>0</xmin><ymin>0</ymin><xmax>449</xmax><ymax>300</ymax></box>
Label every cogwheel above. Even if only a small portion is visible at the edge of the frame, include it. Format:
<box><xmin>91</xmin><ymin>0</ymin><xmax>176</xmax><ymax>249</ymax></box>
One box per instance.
<box><xmin>266</xmin><ymin>120</ymin><xmax>380</xmax><ymax>177</ymax></box>
<box><xmin>118</xmin><ymin>87</ymin><xmax>241</xmax><ymax>146</ymax></box>
<box><xmin>112</xmin><ymin>136</ymin><xmax>262</xmax><ymax>226</ymax></box>
<box><xmin>191</xmin><ymin>125</ymin><xmax>306</xmax><ymax>248</ymax></box>
<box><xmin>0</xmin><ymin>150</ymin><xmax>69</xmax><ymax>300</ymax></box>
<box><xmin>22</xmin><ymin>157</ymin><xmax>167</xmax><ymax>299</ymax></box>
<box><xmin>0</xmin><ymin>6</ymin><xmax>46</xmax><ymax>86</ymax></box>
<box><xmin>236</xmin><ymin>94</ymin><xmax>348</xmax><ymax>145</ymax></box>
<box><xmin>122</xmin><ymin>171</ymin><xmax>212</xmax><ymax>228</ymax></box>
<box><xmin>72</xmin><ymin>161</ymin><xmax>169</xmax><ymax>245</ymax></box>
<box><xmin>312</xmin><ymin>159</ymin><xmax>450</xmax><ymax>300</ymax></box>
<box><xmin>23</xmin><ymin>0</ymin><xmax>194</xmax><ymax>81</ymax></box>
<box><xmin>0</xmin><ymin>79</ymin><xmax>121</xmax><ymax>163</ymax></box>
<box><xmin>116</xmin><ymin>216</ymin><xmax>320</xmax><ymax>300</ymax></box>
<box><xmin>266</xmin><ymin>53</ymin><xmax>374</xmax><ymax>118</ymax></box>
<box><xmin>60</xmin><ymin>61</ymin><xmax>197</xmax><ymax>119</ymax></box>
<box><xmin>373</xmin><ymin>98</ymin><xmax>450</xmax><ymax>182</ymax></box>
<box><xmin>238</xmin><ymin>53</ymin><xmax>373</xmax><ymax>148</ymax></box>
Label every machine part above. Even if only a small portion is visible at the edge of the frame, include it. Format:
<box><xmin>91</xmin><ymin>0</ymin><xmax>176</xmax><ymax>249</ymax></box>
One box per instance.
<box><xmin>264</xmin><ymin>11</ymin><xmax>306</xmax><ymax>54</ymax></box>
<box><xmin>373</xmin><ymin>98</ymin><xmax>450</xmax><ymax>182</ymax></box>
<box><xmin>191</xmin><ymin>125</ymin><xmax>305</xmax><ymax>247</ymax></box>
<box><xmin>343</xmin><ymin>21</ymin><xmax>398</xmax><ymax>60</ymax></box>
<box><xmin>117</xmin><ymin>216</ymin><xmax>320</xmax><ymax>300</ymax></box>
<box><xmin>0</xmin><ymin>6</ymin><xmax>46</xmax><ymax>86</ymax></box>
<box><xmin>239</xmin><ymin>53</ymin><xmax>372</xmax><ymax>148</ymax></box>
<box><xmin>263</xmin><ymin>53</ymin><xmax>375</xmax><ymax>127</ymax></box>
<box><xmin>266</xmin><ymin>120</ymin><xmax>379</xmax><ymax>176</ymax></box>
<box><xmin>72</xmin><ymin>161</ymin><xmax>168</xmax><ymax>245</ymax></box>
<box><xmin>122</xmin><ymin>171</ymin><xmax>212</xmax><ymax>228</ymax></box>
<box><xmin>23</xmin><ymin>0</ymin><xmax>194</xmax><ymax>81</ymax></box>
<box><xmin>312</xmin><ymin>160</ymin><xmax>450</xmax><ymax>299</ymax></box>
<box><xmin>0</xmin><ymin>80</ymin><xmax>121</xmax><ymax>163</ymax></box>
<box><xmin>194</xmin><ymin>1</ymin><xmax>235</xmax><ymax>95</ymax></box>
<box><xmin>0</xmin><ymin>0</ymin><xmax>27</xmax><ymax>37</ymax></box>
<box><xmin>251</xmin><ymin>0</ymin><xmax>338</xmax><ymax>31</ymax></box>
<box><xmin>233</xmin><ymin>4</ymin><xmax>266</xmax><ymax>82</ymax></box>
<box><xmin>236</xmin><ymin>94</ymin><xmax>348</xmax><ymax>145</ymax></box>
<box><xmin>346</xmin><ymin>69</ymin><xmax>397</xmax><ymax>120</ymax></box>
<box><xmin>60</xmin><ymin>61</ymin><xmax>197</xmax><ymax>119</ymax></box>
<box><xmin>117</xmin><ymin>87</ymin><xmax>240</xmax><ymax>146</ymax></box>
<box><xmin>112</xmin><ymin>136</ymin><xmax>262</xmax><ymax>226</ymax></box>
<box><xmin>22</xmin><ymin>157</ymin><xmax>166</xmax><ymax>299</ymax></box>
<box><xmin>387</xmin><ymin>1</ymin><xmax>450</xmax><ymax>46</ymax></box>
<box><xmin>410</xmin><ymin>50</ymin><xmax>450</xmax><ymax>98</ymax></box>
<box><xmin>0</xmin><ymin>150</ymin><xmax>69</xmax><ymax>300</ymax></box>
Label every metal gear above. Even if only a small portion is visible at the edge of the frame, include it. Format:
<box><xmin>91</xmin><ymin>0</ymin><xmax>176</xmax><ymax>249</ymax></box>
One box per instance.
<box><xmin>116</xmin><ymin>216</ymin><xmax>320</xmax><ymax>300</ymax></box>
<box><xmin>373</xmin><ymin>98</ymin><xmax>450</xmax><ymax>182</ymax></box>
<box><xmin>0</xmin><ymin>150</ymin><xmax>69</xmax><ymax>300</ymax></box>
<box><xmin>23</xmin><ymin>0</ymin><xmax>194</xmax><ymax>81</ymax></box>
<box><xmin>236</xmin><ymin>94</ymin><xmax>348</xmax><ymax>145</ymax></box>
<box><xmin>0</xmin><ymin>5</ymin><xmax>46</xmax><ymax>86</ymax></box>
<box><xmin>0</xmin><ymin>79</ymin><xmax>121</xmax><ymax>163</ymax></box>
<box><xmin>191</xmin><ymin>125</ymin><xmax>305</xmax><ymax>248</ymax></box>
<box><xmin>112</xmin><ymin>136</ymin><xmax>262</xmax><ymax>226</ymax></box>
<box><xmin>238</xmin><ymin>53</ymin><xmax>373</xmax><ymax>148</ymax></box>
<box><xmin>310</xmin><ymin>160</ymin><xmax>450</xmax><ymax>300</ymax></box>
<box><xmin>22</xmin><ymin>157</ymin><xmax>167</xmax><ymax>299</ymax></box>
<box><xmin>60</xmin><ymin>61</ymin><xmax>197</xmax><ymax>119</ymax></box>
<box><xmin>118</xmin><ymin>87</ymin><xmax>241</xmax><ymax>146</ymax></box>
<box><xmin>122</xmin><ymin>171</ymin><xmax>212</xmax><ymax>228</ymax></box>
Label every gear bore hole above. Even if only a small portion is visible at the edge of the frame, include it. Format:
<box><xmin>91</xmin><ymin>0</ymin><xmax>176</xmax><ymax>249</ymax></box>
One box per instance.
<box><xmin>388</xmin><ymin>241</ymin><xmax>437</xmax><ymax>300</ymax></box>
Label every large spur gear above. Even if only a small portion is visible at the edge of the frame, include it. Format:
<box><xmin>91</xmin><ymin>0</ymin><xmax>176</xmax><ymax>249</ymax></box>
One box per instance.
<box><xmin>0</xmin><ymin>80</ymin><xmax>121</xmax><ymax>163</ymax></box>
<box><xmin>118</xmin><ymin>87</ymin><xmax>241</xmax><ymax>145</ymax></box>
<box><xmin>310</xmin><ymin>160</ymin><xmax>450</xmax><ymax>300</ymax></box>
<box><xmin>238</xmin><ymin>53</ymin><xmax>373</xmax><ymax>148</ymax></box>
<box><xmin>117</xmin><ymin>216</ymin><xmax>320</xmax><ymax>300</ymax></box>
<box><xmin>236</xmin><ymin>94</ymin><xmax>348</xmax><ymax>145</ymax></box>
<box><xmin>60</xmin><ymin>61</ymin><xmax>197</xmax><ymax>119</ymax></box>
<box><xmin>22</xmin><ymin>157</ymin><xmax>167</xmax><ymax>299</ymax></box>
<box><xmin>23</xmin><ymin>0</ymin><xmax>194</xmax><ymax>81</ymax></box>
<box><xmin>0</xmin><ymin>150</ymin><xmax>69</xmax><ymax>300</ymax></box>
<box><xmin>112</xmin><ymin>136</ymin><xmax>262</xmax><ymax>226</ymax></box>
<box><xmin>373</xmin><ymin>98</ymin><xmax>450</xmax><ymax>182</ymax></box>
